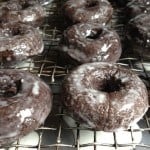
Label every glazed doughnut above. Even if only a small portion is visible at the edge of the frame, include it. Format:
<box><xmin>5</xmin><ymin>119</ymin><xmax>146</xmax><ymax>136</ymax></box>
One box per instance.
<box><xmin>126</xmin><ymin>0</ymin><xmax>150</xmax><ymax>18</ymax></box>
<box><xmin>0</xmin><ymin>69</ymin><xmax>52</xmax><ymax>146</ymax></box>
<box><xmin>0</xmin><ymin>0</ymin><xmax>46</xmax><ymax>27</ymax></box>
<box><xmin>62</xmin><ymin>62</ymin><xmax>148</xmax><ymax>131</ymax></box>
<box><xmin>63</xmin><ymin>0</ymin><xmax>113</xmax><ymax>25</ymax></box>
<box><xmin>0</xmin><ymin>22</ymin><xmax>44</xmax><ymax>66</ymax></box>
<box><xmin>62</xmin><ymin>23</ymin><xmax>122</xmax><ymax>63</ymax></box>
<box><xmin>127</xmin><ymin>13</ymin><xmax>150</xmax><ymax>58</ymax></box>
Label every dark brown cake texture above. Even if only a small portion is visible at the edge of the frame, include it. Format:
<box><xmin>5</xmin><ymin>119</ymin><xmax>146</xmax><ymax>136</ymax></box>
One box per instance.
<box><xmin>0</xmin><ymin>69</ymin><xmax>53</xmax><ymax>146</ymax></box>
<box><xmin>62</xmin><ymin>62</ymin><xmax>149</xmax><ymax>131</ymax></box>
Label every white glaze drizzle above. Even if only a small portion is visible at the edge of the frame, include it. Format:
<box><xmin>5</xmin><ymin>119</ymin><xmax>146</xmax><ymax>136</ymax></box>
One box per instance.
<box><xmin>32</xmin><ymin>81</ymin><xmax>39</xmax><ymax>95</ymax></box>
<box><xmin>101</xmin><ymin>43</ymin><xmax>112</xmax><ymax>52</ymax></box>
<box><xmin>17</xmin><ymin>109</ymin><xmax>32</xmax><ymax>123</ymax></box>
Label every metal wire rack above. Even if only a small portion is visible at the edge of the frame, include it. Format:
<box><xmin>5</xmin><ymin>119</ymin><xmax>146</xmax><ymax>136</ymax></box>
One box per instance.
<box><xmin>0</xmin><ymin>0</ymin><xmax>150</xmax><ymax>150</ymax></box>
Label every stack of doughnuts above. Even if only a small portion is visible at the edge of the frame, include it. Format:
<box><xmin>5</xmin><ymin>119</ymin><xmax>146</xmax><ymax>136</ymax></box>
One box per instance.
<box><xmin>0</xmin><ymin>0</ymin><xmax>53</xmax><ymax>146</ymax></box>
<box><xmin>0</xmin><ymin>0</ymin><xmax>149</xmax><ymax>148</ymax></box>
<box><xmin>126</xmin><ymin>0</ymin><xmax>150</xmax><ymax>58</ymax></box>
<box><xmin>61</xmin><ymin>0</ymin><xmax>149</xmax><ymax>135</ymax></box>
<box><xmin>61</xmin><ymin>0</ymin><xmax>122</xmax><ymax>64</ymax></box>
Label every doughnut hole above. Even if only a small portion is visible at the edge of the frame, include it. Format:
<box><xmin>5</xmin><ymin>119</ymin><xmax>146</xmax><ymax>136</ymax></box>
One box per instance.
<box><xmin>86</xmin><ymin>28</ymin><xmax>103</xmax><ymax>39</ymax></box>
<box><xmin>92</xmin><ymin>76</ymin><xmax>125</xmax><ymax>93</ymax></box>
<box><xmin>2</xmin><ymin>27</ymin><xmax>24</xmax><ymax>38</ymax></box>
<box><xmin>0</xmin><ymin>76</ymin><xmax>22</xmax><ymax>97</ymax></box>
<box><xmin>85</xmin><ymin>0</ymin><xmax>99</xmax><ymax>10</ymax></box>
<box><xmin>101</xmin><ymin>76</ymin><xmax>125</xmax><ymax>93</ymax></box>
<box><xmin>22</xmin><ymin>2</ymin><xmax>31</xmax><ymax>9</ymax></box>
<box><xmin>12</xmin><ymin>28</ymin><xmax>23</xmax><ymax>36</ymax></box>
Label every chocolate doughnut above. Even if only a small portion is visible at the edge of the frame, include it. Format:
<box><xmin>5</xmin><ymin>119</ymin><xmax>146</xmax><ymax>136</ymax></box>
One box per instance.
<box><xmin>62</xmin><ymin>62</ymin><xmax>148</xmax><ymax>131</ymax></box>
<box><xmin>62</xmin><ymin>23</ymin><xmax>122</xmax><ymax>63</ymax></box>
<box><xmin>126</xmin><ymin>0</ymin><xmax>150</xmax><ymax>18</ymax></box>
<box><xmin>0</xmin><ymin>22</ymin><xmax>44</xmax><ymax>66</ymax></box>
<box><xmin>0</xmin><ymin>0</ymin><xmax>46</xmax><ymax>27</ymax></box>
<box><xmin>63</xmin><ymin>0</ymin><xmax>113</xmax><ymax>25</ymax></box>
<box><xmin>0</xmin><ymin>69</ymin><xmax>52</xmax><ymax>146</ymax></box>
<box><xmin>127</xmin><ymin>13</ymin><xmax>150</xmax><ymax>58</ymax></box>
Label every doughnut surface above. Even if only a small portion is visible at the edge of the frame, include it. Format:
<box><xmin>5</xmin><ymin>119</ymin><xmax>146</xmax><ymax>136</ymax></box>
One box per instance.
<box><xmin>63</xmin><ymin>0</ymin><xmax>113</xmax><ymax>25</ymax></box>
<box><xmin>127</xmin><ymin>13</ymin><xmax>150</xmax><ymax>58</ymax></box>
<box><xmin>0</xmin><ymin>22</ymin><xmax>44</xmax><ymax>66</ymax></box>
<box><xmin>0</xmin><ymin>69</ymin><xmax>52</xmax><ymax>146</ymax></box>
<box><xmin>0</xmin><ymin>0</ymin><xmax>46</xmax><ymax>27</ymax></box>
<box><xmin>62</xmin><ymin>62</ymin><xmax>148</xmax><ymax>131</ymax></box>
<box><xmin>126</xmin><ymin>0</ymin><xmax>150</xmax><ymax>18</ymax></box>
<box><xmin>62</xmin><ymin>23</ymin><xmax>122</xmax><ymax>63</ymax></box>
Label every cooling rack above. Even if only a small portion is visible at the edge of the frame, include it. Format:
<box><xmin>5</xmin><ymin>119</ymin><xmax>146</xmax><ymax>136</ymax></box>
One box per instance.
<box><xmin>0</xmin><ymin>0</ymin><xmax>150</xmax><ymax>150</ymax></box>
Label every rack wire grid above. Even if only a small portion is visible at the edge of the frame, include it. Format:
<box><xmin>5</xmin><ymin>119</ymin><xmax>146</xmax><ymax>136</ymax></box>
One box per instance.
<box><xmin>0</xmin><ymin>0</ymin><xmax>150</xmax><ymax>150</ymax></box>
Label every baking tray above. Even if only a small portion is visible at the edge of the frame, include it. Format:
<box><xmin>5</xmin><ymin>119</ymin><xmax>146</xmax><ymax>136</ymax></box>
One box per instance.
<box><xmin>0</xmin><ymin>0</ymin><xmax>150</xmax><ymax>150</ymax></box>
